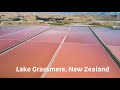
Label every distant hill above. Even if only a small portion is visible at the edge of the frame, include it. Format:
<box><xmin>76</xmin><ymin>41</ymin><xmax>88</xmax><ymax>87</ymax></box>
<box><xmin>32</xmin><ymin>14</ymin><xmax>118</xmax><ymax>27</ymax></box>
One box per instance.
<box><xmin>1</xmin><ymin>12</ymin><xmax>120</xmax><ymax>27</ymax></box>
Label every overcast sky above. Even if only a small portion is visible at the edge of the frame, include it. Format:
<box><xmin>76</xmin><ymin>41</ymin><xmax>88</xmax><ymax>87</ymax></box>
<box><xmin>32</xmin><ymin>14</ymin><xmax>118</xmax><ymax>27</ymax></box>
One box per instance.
<box><xmin>34</xmin><ymin>12</ymin><xmax>120</xmax><ymax>15</ymax></box>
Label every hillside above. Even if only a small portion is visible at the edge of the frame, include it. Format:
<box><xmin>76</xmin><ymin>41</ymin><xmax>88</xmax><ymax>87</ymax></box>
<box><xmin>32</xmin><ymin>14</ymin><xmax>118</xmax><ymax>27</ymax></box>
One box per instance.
<box><xmin>1</xmin><ymin>12</ymin><xmax>120</xmax><ymax>27</ymax></box>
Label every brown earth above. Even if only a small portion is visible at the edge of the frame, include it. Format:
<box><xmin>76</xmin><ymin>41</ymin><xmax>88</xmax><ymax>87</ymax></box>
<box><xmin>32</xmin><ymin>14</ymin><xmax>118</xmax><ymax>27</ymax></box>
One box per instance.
<box><xmin>1</xmin><ymin>12</ymin><xmax>120</xmax><ymax>27</ymax></box>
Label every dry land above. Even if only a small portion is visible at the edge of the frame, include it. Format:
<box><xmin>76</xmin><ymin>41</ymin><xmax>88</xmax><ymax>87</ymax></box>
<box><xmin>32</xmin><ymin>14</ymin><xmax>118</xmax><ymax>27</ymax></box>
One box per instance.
<box><xmin>0</xmin><ymin>12</ymin><xmax>120</xmax><ymax>29</ymax></box>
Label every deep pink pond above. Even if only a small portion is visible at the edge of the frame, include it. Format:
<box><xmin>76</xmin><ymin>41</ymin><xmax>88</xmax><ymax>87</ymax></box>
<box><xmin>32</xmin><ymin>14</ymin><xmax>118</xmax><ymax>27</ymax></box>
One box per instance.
<box><xmin>0</xmin><ymin>26</ymin><xmax>120</xmax><ymax>78</ymax></box>
<box><xmin>91</xmin><ymin>26</ymin><xmax>120</xmax><ymax>60</ymax></box>
<box><xmin>30</xmin><ymin>27</ymin><xmax>69</xmax><ymax>43</ymax></box>
<box><xmin>65</xmin><ymin>27</ymin><xmax>100</xmax><ymax>45</ymax></box>
<box><xmin>0</xmin><ymin>26</ymin><xmax>52</xmax><ymax>51</ymax></box>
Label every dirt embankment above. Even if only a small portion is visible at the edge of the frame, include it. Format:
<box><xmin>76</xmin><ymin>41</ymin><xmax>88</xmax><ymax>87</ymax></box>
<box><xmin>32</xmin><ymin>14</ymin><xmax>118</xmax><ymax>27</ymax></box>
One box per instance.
<box><xmin>1</xmin><ymin>12</ymin><xmax>120</xmax><ymax>27</ymax></box>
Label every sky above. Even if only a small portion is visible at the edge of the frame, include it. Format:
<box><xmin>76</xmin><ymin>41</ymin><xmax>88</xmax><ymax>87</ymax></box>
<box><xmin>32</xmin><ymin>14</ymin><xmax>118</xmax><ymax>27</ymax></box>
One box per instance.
<box><xmin>34</xmin><ymin>12</ymin><xmax>120</xmax><ymax>15</ymax></box>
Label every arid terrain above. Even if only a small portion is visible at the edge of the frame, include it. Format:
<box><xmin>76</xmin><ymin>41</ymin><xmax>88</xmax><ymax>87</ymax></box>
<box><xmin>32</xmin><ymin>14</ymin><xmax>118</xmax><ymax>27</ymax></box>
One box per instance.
<box><xmin>1</xmin><ymin>12</ymin><xmax>120</xmax><ymax>28</ymax></box>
